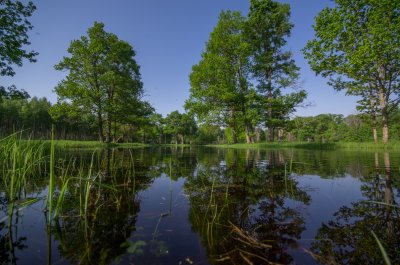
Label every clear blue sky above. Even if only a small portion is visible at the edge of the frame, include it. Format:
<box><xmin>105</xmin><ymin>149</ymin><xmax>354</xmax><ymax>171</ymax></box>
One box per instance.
<box><xmin>3</xmin><ymin>0</ymin><xmax>359</xmax><ymax>118</ymax></box>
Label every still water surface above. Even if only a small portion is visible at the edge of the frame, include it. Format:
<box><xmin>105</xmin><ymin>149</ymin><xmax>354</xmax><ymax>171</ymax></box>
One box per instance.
<box><xmin>1</xmin><ymin>147</ymin><xmax>399</xmax><ymax>264</ymax></box>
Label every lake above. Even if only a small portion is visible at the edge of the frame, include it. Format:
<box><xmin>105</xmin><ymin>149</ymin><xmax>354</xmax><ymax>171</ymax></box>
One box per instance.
<box><xmin>1</xmin><ymin>147</ymin><xmax>399</xmax><ymax>264</ymax></box>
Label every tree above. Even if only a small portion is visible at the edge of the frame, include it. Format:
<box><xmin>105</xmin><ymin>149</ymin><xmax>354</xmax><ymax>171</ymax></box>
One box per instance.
<box><xmin>54</xmin><ymin>22</ymin><xmax>144</xmax><ymax>143</ymax></box>
<box><xmin>0</xmin><ymin>85</ymin><xmax>29</xmax><ymax>101</ymax></box>
<box><xmin>185</xmin><ymin>11</ymin><xmax>257</xmax><ymax>143</ymax></box>
<box><xmin>245</xmin><ymin>0</ymin><xmax>306</xmax><ymax>142</ymax></box>
<box><xmin>303</xmin><ymin>0</ymin><xmax>400</xmax><ymax>144</ymax></box>
<box><xmin>164</xmin><ymin>111</ymin><xmax>197</xmax><ymax>144</ymax></box>
<box><xmin>0</xmin><ymin>0</ymin><xmax>37</xmax><ymax>77</ymax></box>
<box><xmin>49</xmin><ymin>102</ymin><xmax>97</xmax><ymax>140</ymax></box>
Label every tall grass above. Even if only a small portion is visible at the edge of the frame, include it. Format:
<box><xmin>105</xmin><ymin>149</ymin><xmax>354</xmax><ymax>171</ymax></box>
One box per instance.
<box><xmin>0</xmin><ymin>132</ymin><xmax>45</xmax><ymax>199</ymax></box>
<box><xmin>46</xmin><ymin>125</ymin><xmax>55</xmax><ymax>221</ymax></box>
<box><xmin>0</xmin><ymin>131</ymin><xmax>45</xmax><ymax>265</ymax></box>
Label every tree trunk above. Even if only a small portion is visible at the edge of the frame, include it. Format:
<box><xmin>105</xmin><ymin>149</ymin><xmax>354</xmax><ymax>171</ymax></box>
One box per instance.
<box><xmin>268</xmin><ymin>127</ymin><xmax>274</xmax><ymax>142</ymax></box>
<box><xmin>278</xmin><ymin>128</ymin><xmax>284</xmax><ymax>142</ymax></box>
<box><xmin>97</xmin><ymin>108</ymin><xmax>104</xmax><ymax>143</ymax></box>
<box><xmin>378</xmin><ymin>65</ymin><xmax>389</xmax><ymax>144</ymax></box>
<box><xmin>369</xmin><ymin>88</ymin><xmax>378</xmax><ymax>144</ymax></box>
<box><xmin>106</xmin><ymin>112</ymin><xmax>111</xmax><ymax>143</ymax></box>
<box><xmin>372</xmin><ymin>121</ymin><xmax>378</xmax><ymax>144</ymax></box>
<box><xmin>267</xmin><ymin>73</ymin><xmax>274</xmax><ymax>142</ymax></box>
<box><xmin>232</xmin><ymin>128</ymin><xmax>238</xmax><ymax>144</ymax></box>
<box><xmin>254</xmin><ymin>127</ymin><xmax>260</xmax><ymax>143</ymax></box>
<box><xmin>379</xmin><ymin>87</ymin><xmax>389</xmax><ymax>144</ymax></box>
<box><xmin>245</xmin><ymin>122</ymin><xmax>253</xmax><ymax>144</ymax></box>
<box><xmin>93</xmin><ymin>66</ymin><xmax>104</xmax><ymax>143</ymax></box>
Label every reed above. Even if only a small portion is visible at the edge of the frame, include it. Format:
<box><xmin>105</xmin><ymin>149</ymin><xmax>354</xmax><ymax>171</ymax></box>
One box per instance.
<box><xmin>371</xmin><ymin>231</ymin><xmax>391</xmax><ymax>265</ymax></box>
<box><xmin>0</xmin><ymin>132</ymin><xmax>45</xmax><ymax>226</ymax></box>
<box><xmin>46</xmin><ymin>125</ymin><xmax>55</xmax><ymax>221</ymax></box>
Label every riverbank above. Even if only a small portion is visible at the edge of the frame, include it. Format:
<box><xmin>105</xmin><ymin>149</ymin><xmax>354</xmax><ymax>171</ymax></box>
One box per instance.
<box><xmin>19</xmin><ymin>139</ymin><xmax>400</xmax><ymax>150</ymax></box>
<box><xmin>35</xmin><ymin>140</ymin><xmax>149</xmax><ymax>149</ymax></box>
<box><xmin>208</xmin><ymin>141</ymin><xmax>400</xmax><ymax>150</ymax></box>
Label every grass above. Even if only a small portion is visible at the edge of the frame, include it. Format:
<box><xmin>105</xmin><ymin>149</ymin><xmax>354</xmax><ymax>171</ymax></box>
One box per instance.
<box><xmin>32</xmin><ymin>139</ymin><xmax>149</xmax><ymax>149</ymax></box>
<box><xmin>0</xmin><ymin>134</ymin><xmax>45</xmax><ymax>196</ymax></box>
<box><xmin>1</xmin><ymin>131</ymin><xmax>140</xmax><ymax>225</ymax></box>
<box><xmin>208</xmin><ymin>141</ymin><xmax>400</xmax><ymax>150</ymax></box>
<box><xmin>0</xmin><ymin>132</ymin><xmax>46</xmax><ymax>229</ymax></box>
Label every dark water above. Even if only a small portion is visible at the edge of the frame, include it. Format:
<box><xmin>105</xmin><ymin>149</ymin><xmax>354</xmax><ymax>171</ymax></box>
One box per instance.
<box><xmin>1</xmin><ymin>147</ymin><xmax>399</xmax><ymax>265</ymax></box>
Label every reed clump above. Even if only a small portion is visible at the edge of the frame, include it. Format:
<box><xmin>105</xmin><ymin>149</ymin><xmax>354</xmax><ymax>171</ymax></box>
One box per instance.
<box><xmin>0</xmin><ymin>133</ymin><xmax>45</xmax><ymax>202</ymax></box>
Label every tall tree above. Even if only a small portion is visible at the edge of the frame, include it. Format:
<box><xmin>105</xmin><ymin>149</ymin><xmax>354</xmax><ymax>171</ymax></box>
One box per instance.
<box><xmin>0</xmin><ymin>0</ymin><xmax>37</xmax><ymax>77</ymax></box>
<box><xmin>245</xmin><ymin>0</ymin><xmax>305</xmax><ymax>142</ymax></box>
<box><xmin>303</xmin><ymin>0</ymin><xmax>400</xmax><ymax>143</ymax></box>
<box><xmin>186</xmin><ymin>11</ymin><xmax>257</xmax><ymax>143</ymax></box>
<box><xmin>102</xmin><ymin>34</ymin><xmax>143</xmax><ymax>143</ymax></box>
<box><xmin>54</xmin><ymin>22</ymin><xmax>143</xmax><ymax>143</ymax></box>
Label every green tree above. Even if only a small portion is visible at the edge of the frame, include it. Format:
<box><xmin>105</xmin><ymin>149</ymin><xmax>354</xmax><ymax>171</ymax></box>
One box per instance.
<box><xmin>54</xmin><ymin>22</ymin><xmax>143</xmax><ymax>143</ymax></box>
<box><xmin>0</xmin><ymin>0</ymin><xmax>37</xmax><ymax>77</ymax></box>
<box><xmin>49</xmin><ymin>102</ymin><xmax>96</xmax><ymax>140</ymax></box>
<box><xmin>164</xmin><ymin>111</ymin><xmax>197</xmax><ymax>144</ymax></box>
<box><xmin>185</xmin><ymin>11</ymin><xmax>257</xmax><ymax>143</ymax></box>
<box><xmin>0</xmin><ymin>85</ymin><xmax>29</xmax><ymax>102</ymax></box>
<box><xmin>195</xmin><ymin>123</ymin><xmax>223</xmax><ymax>144</ymax></box>
<box><xmin>303</xmin><ymin>0</ymin><xmax>400</xmax><ymax>144</ymax></box>
<box><xmin>246</xmin><ymin>0</ymin><xmax>306</xmax><ymax>142</ymax></box>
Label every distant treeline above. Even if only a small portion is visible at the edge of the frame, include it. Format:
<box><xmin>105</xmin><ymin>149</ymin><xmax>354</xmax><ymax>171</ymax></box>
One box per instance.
<box><xmin>2</xmin><ymin>96</ymin><xmax>400</xmax><ymax>144</ymax></box>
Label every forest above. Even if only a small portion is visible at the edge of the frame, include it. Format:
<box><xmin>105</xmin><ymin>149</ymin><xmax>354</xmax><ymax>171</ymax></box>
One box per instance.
<box><xmin>1</xmin><ymin>0</ymin><xmax>399</xmax><ymax>145</ymax></box>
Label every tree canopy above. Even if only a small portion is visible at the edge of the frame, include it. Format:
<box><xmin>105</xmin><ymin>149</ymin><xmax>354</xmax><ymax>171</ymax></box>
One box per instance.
<box><xmin>185</xmin><ymin>10</ymin><xmax>257</xmax><ymax>143</ymax></box>
<box><xmin>0</xmin><ymin>0</ymin><xmax>37</xmax><ymax>77</ymax></box>
<box><xmin>246</xmin><ymin>0</ymin><xmax>306</xmax><ymax>142</ymax></box>
<box><xmin>54</xmin><ymin>22</ymin><xmax>145</xmax><ymax>143</ymax></box>
<box><xmin>186</xmin><ymin>0</ymin><xmax>306</xmax><ymax>143</ymax></box>
<box><xmin>303</xmin><ymin>0</ymin><xmax>400</xmax><ymax>143</ymax></box>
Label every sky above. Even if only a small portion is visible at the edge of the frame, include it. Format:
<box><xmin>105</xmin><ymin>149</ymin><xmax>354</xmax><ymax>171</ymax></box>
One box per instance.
<box><xmin>3</xmin><ymin>0</ymin><xmax>360</xmax><ymax>118</ymax></box>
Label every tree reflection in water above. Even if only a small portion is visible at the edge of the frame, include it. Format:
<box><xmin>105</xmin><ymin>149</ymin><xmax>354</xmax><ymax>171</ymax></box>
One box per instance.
<box><xmin>311</xmin><ymin>152</ymin><xmax>400</xmax><ymax>265</ymax></box>
<box><xmin>185</xmin><ymin>149</ymin><xmax>311</xmax><ymax>264</ymax></box>
<box><xmin>1</xmin><ymin>147</ymin><xmax>399</xmax><ymax>264</ymax></box>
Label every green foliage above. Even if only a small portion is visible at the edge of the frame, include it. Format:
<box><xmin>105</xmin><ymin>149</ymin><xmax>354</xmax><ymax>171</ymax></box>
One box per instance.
<box><xmin>163</xmin><ymin>111</ymin><xmax>197</xmax><ymax>144</ymax></box>
<box><xmin>185</xmin><ymin>10</ymin><xmax>257</xmax><ymax>143</ymax></box>
<box><xmin>187</xmin><ymin>1</ymin><xmax>306</xmax><ymax>143</ymax></box>
<box><xmin>195</xmin><ymin>123</ymin><xmax>223</xmax><ymax>144</ymax></box>
<box><xmin>290</xmin><ymin>114</ymin><xmax>345</xmax><ymax>142</ymax></box>
<box><xmin>246</xmin><ymin>0</ymin><xmax>306</xmax><ymax>141</ymax></box>
<box><xmin>303</xmin><ymin>0</ymin><xmax>400</xmax><ymax>143</ymax></box>
<box><xmin>0</xmin><ymin>85</ymin><xmax>30</xmax><ymax>102</ymax></box>
<box><xmin>0</xmin><ymin>97</ymin><xmax>53</xmax><ymax>138</ymax></box>
<box><xmin>54</xmin><ymin>22</ymin><xmax>146</xmax><ymax>143</ymax></box>
<box><xmin>0</xmin><ymin>0</ymin><xmax>37</xmax><ymax>77</ymax></box>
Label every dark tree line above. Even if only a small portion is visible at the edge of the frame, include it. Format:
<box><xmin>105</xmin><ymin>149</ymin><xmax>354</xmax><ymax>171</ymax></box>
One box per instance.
<box><xmin>3</xmin><ymin>92</ymin><xmax>400</xmax><ymax>143</ymax></box>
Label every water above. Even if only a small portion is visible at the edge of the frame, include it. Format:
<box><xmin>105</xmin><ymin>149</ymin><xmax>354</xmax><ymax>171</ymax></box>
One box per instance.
<box><xmin>1</xmin><ymin>147</ymin><xmax>399</xmax><ymax>265</ymax></box>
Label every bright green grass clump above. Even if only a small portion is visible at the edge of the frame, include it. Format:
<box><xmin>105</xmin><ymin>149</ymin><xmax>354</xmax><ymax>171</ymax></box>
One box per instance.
<box><xmin>0</xmin><ymin>133</ymin><xmax>46</xmax><ymax>225</ymax></box>
<box><xmin>0</xmin><ymin>133</ymin><xmax>45</xmax><ymax>200</ymax></box>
